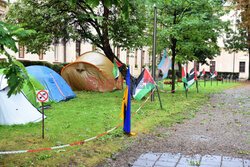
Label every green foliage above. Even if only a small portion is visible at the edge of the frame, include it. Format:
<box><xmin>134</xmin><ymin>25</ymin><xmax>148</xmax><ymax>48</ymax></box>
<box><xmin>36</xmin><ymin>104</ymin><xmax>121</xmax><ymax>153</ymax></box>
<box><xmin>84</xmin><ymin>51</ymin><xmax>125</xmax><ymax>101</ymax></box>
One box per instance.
<box><xmin>145</xmin><ymin>0</ymin><xmax>230</xmax><ymax>64</ymax></box>
<box><xmin>7</xmin><ymin>0</ymin><xmax>147</xmax><ymax>58</ymax></box>
<box><xmin>0</xmin><ymin>21</ymin><xmax>35</xmax><ymax>97</ymax></box>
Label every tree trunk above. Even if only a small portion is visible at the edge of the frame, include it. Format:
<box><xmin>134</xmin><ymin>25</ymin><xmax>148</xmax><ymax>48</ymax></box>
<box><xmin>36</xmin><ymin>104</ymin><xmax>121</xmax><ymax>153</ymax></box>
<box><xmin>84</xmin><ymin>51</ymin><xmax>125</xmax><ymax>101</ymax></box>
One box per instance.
<box><xmin>171</xmin><ymin>11</ymin><xmax>177</xmax><ymax>93</ymax></box>
<box><xmin>171</xmin><ymin>43</ymin><xmax>176</xmax><ymax>93</ymax></box>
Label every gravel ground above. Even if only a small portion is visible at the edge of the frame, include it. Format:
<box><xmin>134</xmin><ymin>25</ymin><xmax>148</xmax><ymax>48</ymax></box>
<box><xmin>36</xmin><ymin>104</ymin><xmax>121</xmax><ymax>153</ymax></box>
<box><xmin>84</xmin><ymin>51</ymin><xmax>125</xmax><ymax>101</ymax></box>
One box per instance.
<box><xmin>99</xmin><ymin>83</ymin><xmax>250</xmax><ymax>167</ymax></box>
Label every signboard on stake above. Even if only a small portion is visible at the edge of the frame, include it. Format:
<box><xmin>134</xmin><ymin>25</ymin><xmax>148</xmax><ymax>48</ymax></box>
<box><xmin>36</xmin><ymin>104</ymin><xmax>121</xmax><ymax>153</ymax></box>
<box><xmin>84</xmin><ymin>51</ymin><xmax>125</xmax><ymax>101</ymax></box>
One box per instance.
<box><xmin>36</xmin><ymin>90</ymin><xmax>49</xmax><ymax>102</ymax></box>
<box><xmin>36</xmin><ymin>90</ymin><xmax>49</xmax><ymax>139</ymax></box>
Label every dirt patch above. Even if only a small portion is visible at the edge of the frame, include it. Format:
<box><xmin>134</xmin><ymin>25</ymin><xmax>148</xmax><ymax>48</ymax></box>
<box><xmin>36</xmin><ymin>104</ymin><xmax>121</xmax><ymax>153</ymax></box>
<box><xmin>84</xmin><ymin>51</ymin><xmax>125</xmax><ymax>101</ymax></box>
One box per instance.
<box><xmin>99</xmin><ymin>83</ymin><xmax>250</xmax><ymax>167</ymax></box>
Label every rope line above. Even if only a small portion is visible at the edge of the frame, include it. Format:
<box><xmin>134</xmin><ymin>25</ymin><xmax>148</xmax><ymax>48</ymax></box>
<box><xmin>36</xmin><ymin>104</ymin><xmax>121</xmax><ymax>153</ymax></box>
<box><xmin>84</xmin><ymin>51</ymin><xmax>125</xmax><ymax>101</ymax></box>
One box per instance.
<box><xmin>0</xmin><ymin>89</ymin><xmax>156</xmax><ymax>155</ymax></box>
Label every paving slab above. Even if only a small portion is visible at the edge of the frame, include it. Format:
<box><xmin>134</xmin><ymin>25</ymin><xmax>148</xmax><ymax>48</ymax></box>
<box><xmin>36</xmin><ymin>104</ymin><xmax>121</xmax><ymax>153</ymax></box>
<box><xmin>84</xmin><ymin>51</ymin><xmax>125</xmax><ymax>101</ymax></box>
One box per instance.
<box><xmin>222</xmin><ymin>156</ymin><xmax>243</xmax><ymax>167</ymax></box>
<box><xmin>177</xmin><ymin>154</ymin><xmax>201</xmax><ymax>167</ymax></box>
<box><xmin>132</xmin><ymin>153</ymin><xmax>248</xmax><ymax>167</ymax></box>
<box><xmin>200</xmin><ymin>155</ymin><xmax>221</xmax><ymax>166</ymax></box>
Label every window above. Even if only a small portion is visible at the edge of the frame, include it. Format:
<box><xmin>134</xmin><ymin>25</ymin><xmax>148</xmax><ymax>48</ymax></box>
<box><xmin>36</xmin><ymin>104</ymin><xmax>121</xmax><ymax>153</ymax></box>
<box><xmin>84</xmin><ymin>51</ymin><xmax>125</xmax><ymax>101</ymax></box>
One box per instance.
<box><xmin>76</xmin><ymin>40</ymin><xmax>81</xmax><ymax>58</ymax></box>
<box><xmin>194</xmin><ymin>61</ymin><xmax>199</xmax><ymax>72</ymax></box>
<box><xmin>141</xmin><ymin>49</ymin><xmax>145</xmax><ymax>67</ymax></box>
<box><xmin>18</xmin><ymin>45</ymin><xmax>25</xmax><ymax>58</ymax></box>
<box><xmin>54</xmin><ymin>44</ymin><xmax>58</xmax><ymax>61</ymax></box>
<box><xmin>126</xmin><ymin>49</ymin><xmax>129</xmax><ymax>65</ymax></box>
<box><xmin>210</xmin><ymin>61</ymin><xmax>215</xmax><ymax>73</ymax></box>
<box><xmin>39</xmin><ymin>49</ymin><xmax>43</xmax><ymax>60</ymax></box>
<box><xmin>135</xmin><ymin>50</ymin><xmax>138</xmax><ymax>68</ymax></box>
<box><xmin>239</xmin><ymin>62</ymin><xmax>245</xmax><ymax>73</ymax></box>
<box><xmin>117</xmin><ymin>47</ymin><xmax>120</xmax><ymax>59</ymax></box>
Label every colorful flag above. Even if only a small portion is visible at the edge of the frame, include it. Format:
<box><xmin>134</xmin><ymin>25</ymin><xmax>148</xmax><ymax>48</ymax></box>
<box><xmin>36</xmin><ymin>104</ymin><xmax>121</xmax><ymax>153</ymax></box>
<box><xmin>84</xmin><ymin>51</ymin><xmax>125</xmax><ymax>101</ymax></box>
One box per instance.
<box><xmin>182</xmin><ymin>67</ymin><xmax>187</xmax><ymax>84</ymax></box>
<box><xmin>195</xmin><ymin>67</ymin><xmax>197</xmax><ymax>81</ymax></box>
<box><xmin>121</xmin><ymin>66</ymin><xmax>131</xmax><ymax>134</ymax></box>
<box><xmin>113</xmin><ymin>59</ymin><xmax>119</xmax><ymax>79</ymax></box>
<box><xmin>158</xmin><ymin>50</ymin><xmax>172</xmax><ymax>79</ymax></box>
<box><xmin>133</xmin><ymin>68</ymin><xmax>156</xmax><ymax>101</ymax></box>
<box><xmin>200</xmin><ymin>69</ymin><xmax>205</xmax><ymax>77</ymax></box>
<box><xmin>211</xmin><ymin>71</ymin><xmax>218</xmax><ymax>78</ymax></box>
<box><xmin>186</xmin><ymin>68</ymin><xmax>196</xmax><ymax>88</ymax></box>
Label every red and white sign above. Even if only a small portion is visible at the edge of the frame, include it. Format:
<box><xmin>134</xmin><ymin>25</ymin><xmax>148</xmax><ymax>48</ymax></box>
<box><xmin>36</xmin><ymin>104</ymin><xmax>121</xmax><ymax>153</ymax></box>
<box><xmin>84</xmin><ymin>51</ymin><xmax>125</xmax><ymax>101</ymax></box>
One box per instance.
<box><xmin>36</xmin><ymin>90</ymin><xmax>49</xmax><ymax>102</ymax></box>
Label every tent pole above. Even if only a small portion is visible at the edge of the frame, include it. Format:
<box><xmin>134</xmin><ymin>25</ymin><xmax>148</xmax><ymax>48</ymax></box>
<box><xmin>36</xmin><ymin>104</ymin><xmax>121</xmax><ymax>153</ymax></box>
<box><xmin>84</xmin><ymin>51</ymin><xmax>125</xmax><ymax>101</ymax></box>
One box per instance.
<box><xmin>196</xmin><ymin>80</ymin><xmax>199</xmax><ymax>93</ymax></box>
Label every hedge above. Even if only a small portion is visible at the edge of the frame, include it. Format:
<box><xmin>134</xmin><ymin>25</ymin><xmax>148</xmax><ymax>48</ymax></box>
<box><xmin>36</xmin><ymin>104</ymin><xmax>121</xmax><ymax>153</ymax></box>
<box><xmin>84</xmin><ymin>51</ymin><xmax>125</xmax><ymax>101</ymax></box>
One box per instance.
<box><xmin>0</xmin><ymin>59</ymin><xmax>70</xmax><ymax>75</ymax></box>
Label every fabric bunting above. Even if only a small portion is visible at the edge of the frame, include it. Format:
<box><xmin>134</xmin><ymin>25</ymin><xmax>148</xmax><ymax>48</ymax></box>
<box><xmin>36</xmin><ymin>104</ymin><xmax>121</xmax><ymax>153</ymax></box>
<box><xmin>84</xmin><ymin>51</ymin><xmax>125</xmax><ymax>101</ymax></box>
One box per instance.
<box><xmin>133</xmin><ymin>68</ymin><xmax>156</xmax><ymax>101</ymax></box>
<box><xmin>158</xmin><ymin>50</ymin><xmax>172</xmax><ymax>79</ymax></box>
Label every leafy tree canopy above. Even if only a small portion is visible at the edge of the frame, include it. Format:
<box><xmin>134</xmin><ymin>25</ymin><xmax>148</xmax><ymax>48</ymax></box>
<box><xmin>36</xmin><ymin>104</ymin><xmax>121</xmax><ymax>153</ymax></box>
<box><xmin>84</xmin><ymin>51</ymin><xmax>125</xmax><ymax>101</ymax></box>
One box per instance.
<box><xmin>0</xmin><ymin>21</ymin><xmax>35</xmax><ymax>97</ymax></box>
<box><xmin>6</xmin><ymin>0</ymin><xmax>147</xmax><ymax>64</ymax></box>
<box><xmin>144</xmin><ymin>0</ymin><xmax>230</xmax><ymax>91</ymax></box>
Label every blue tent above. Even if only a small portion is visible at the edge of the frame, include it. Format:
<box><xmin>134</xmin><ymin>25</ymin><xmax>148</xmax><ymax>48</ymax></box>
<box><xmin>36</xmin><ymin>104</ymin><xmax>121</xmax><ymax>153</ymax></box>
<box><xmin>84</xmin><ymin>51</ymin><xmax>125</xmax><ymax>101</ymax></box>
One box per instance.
<box><xmin>26</xmin><ymin>65</ymin><xmax>76</xmax><ymax>102</ymax></box>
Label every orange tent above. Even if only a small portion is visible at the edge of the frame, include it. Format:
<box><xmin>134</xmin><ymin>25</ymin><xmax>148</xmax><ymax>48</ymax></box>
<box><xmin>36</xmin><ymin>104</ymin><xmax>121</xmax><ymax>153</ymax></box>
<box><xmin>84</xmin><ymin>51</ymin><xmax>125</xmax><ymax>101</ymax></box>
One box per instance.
<box><xmin>61</xmin><ymin>51</ymin><xmax>123</xmax><ymax>92</ymax></box>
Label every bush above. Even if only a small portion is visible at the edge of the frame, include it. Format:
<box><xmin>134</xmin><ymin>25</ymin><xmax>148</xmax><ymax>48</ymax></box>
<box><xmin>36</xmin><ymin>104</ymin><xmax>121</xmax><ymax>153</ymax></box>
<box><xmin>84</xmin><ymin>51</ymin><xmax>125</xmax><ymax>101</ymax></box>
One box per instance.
<box><xmin>18</xmin><ymin>60</ymin><xmax>70</xmax><ymax>74</ymax></box>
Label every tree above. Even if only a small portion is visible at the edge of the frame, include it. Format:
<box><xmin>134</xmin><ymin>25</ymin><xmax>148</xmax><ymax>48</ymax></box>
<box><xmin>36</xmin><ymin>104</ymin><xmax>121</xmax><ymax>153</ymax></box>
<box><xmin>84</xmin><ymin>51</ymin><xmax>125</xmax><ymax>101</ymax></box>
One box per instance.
<box><xmin>147</xmin><ymin>0</ymin><xmax>229</xmax><ymax>92</ymax></box>
<box><xmin>0</xmin><ymin>21</ymin><xmax>35</xmax><ymax>96</ymax></box>
<box><xmin>6</xmin><ymin>0</ymin><xmax>147</xmax><ymax>76</ymax></box>
<box><xmin>224</xmin><ymin>0</ymin><xmax>249</xmax><ymax>79</ymax></box>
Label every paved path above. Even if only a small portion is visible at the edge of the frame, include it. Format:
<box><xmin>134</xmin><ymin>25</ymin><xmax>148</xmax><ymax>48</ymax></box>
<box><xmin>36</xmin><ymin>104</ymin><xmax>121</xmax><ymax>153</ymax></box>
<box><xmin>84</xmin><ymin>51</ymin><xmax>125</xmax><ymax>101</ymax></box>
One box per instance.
<box><xmin>133</xmin><ymin>152</ymin><xmax>249</xmax><ymax>167</ymax></box>
<box><xmin>102</xmin><ymin>83</ymin><xmax>250</xmax><ymax>167</ymax></box>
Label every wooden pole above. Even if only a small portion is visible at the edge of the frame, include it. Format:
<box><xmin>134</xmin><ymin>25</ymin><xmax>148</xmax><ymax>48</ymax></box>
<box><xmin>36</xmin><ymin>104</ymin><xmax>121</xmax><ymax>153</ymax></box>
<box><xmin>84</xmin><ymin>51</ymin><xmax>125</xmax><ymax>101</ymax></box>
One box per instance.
<box><xmin>196</xmin><ymin>80</ymin><xmax>199</xmax><ymax>93</ymax></box>
<box><xmin>155</xmin><ymin>85</ymin><xmax>163</xmax><ymax>109</ymax></box>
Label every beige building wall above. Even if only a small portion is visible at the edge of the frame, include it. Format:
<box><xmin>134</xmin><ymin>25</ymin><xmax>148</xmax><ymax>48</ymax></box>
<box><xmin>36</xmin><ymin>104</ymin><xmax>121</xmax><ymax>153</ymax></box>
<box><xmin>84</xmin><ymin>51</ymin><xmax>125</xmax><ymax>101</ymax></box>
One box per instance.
<box><xmin>187</xmin><ymin>7</ymin><xmax>249</xmax><ymax>79</ymax></box>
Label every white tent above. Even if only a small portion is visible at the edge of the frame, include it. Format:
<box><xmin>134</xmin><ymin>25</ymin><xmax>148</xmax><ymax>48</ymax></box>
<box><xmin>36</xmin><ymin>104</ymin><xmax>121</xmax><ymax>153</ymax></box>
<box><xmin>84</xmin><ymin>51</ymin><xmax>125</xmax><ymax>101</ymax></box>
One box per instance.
<box><xmin>0</xmin><ymin>75</ymin><xmax>45</xmax><ymax>125</ymax></box>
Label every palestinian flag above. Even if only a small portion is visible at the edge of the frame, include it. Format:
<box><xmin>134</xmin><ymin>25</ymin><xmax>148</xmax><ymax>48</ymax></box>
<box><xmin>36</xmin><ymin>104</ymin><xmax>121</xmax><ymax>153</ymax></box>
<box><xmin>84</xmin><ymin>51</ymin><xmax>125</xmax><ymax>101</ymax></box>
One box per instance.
<box><xmin>113</xmin><ymin>59</ymin><xmax>119</xmax><ymax>79</ymax></box>
<box><xmin>115</xmin><ymin>59</ymin><xmax>123</xmax><ymax>71</ymax></box>
<box><xmin>200</xmin><ymin>69</ymin><xmax>205</xmax><ymax>77</ymax></box>
<box><xmin>186</xmin><ymin>68</ymin><xmax>196</xmax><ymax>88</ymax></box>
<box><xmin>182</xmin><ymin>67</ymin><xmax>187</xmax><ymax>84</ymax></box>
<box><xmin>133</xmin><ymin>68</ymin><xmax>156</xmax><ymax>101</ymax></box>
<box><xmin>195</xmin><ymin>67</ymin><xmax>197</xmax><ymax>80</ymax></box>
<box><xmin>211</xmin><ymin>71</ymin><xmax>218</xmax><ymax>78</ymax></box>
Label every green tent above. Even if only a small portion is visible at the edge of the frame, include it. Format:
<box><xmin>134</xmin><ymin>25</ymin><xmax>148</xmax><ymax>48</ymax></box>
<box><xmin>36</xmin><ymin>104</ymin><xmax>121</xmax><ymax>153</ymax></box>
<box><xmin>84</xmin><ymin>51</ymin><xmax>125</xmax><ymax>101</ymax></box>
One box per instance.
<box><xmin>0</xmin><ymin>68</ymin><xmax>52</xmax><ymax>108</ymax></box>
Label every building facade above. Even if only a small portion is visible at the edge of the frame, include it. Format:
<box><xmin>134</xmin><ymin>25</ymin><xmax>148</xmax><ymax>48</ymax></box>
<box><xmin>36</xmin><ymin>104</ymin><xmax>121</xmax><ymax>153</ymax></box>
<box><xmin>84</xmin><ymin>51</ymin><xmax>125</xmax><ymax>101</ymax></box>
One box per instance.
<box><xmin>0</xmin><ymin>2</ymin><xmax>249</xmax><ymax>79</ymax></box>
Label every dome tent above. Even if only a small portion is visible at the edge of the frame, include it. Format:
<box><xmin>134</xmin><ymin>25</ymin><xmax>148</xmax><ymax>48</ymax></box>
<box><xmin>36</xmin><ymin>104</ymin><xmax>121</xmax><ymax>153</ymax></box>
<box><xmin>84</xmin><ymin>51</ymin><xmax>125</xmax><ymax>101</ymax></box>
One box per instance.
<box><xmin>26</xmin><ymin>66</ymin><xmax>76</xmax><ymax>102</ymax></box>
<box><xmin>61</xmin><ymin>51</ymin><xmax>123</xmax><ymax>92</ymax></box>
<box><xmin>0</xmin><ymin>68</ymin><xmax>51</xmax><ymax>108</ymax></box>
<box><xmin>0</xmin><ymin>75</ymin><xmax>45</xmax><ymax>125</ymax></box>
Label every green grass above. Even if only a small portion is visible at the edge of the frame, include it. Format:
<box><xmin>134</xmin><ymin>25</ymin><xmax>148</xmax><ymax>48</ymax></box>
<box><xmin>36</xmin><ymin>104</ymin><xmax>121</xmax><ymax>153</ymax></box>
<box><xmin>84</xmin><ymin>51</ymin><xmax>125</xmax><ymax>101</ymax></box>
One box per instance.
<box><xmin>0</xmin><ymin>80</ymin><xmax>241</xmax><ymax>166</ymax></box>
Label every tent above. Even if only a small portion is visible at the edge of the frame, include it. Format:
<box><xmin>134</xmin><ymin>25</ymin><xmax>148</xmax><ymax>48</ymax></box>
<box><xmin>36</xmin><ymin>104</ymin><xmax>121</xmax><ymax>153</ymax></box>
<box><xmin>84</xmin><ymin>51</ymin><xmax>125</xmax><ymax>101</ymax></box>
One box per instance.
<box><xmin>26</xmin><ymin>66</ymin><xmax>76</xmax><ymax>102</ymax></box>
<box><xmin>61</xmin><ymin>51</ymin><xmax>123</xmax><ymax>92</ymax></box>
<box><xmin>0</xmin><ymin>68</ymin><xmax>51</xmax><ymax>108</ymax></box>
<box><xmin>0</xmin><ymin>75</ymin><xmax>45</xmax><ymax>125</ymax></box>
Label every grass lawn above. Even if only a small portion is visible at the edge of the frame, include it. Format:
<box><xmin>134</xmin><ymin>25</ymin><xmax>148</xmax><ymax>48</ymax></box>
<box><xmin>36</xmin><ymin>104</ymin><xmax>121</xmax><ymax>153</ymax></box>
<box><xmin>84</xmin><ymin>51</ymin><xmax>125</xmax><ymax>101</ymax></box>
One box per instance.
<box><xmin>0</xmin><ymin>80</ymin><xmax>241</xmax><ymax>166</ymax></box>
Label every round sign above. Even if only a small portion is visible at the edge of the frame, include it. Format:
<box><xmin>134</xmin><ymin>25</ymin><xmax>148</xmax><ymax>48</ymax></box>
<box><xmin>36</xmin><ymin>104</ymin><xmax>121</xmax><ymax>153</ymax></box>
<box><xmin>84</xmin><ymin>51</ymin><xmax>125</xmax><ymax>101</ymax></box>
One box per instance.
<box><xmin>37</xmin><ymin>90</ymin><xmax>49</xmax><ymax>102</ymax></box>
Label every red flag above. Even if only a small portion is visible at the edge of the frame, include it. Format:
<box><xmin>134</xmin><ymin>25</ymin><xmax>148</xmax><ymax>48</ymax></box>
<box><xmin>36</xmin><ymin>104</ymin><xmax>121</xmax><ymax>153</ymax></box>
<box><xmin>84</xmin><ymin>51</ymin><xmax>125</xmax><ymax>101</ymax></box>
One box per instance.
<box><xmin>115</xmin><ymin>59</ymin><xmax>123</xmax><ymax>68</ymax></box>
<box><xmin>202</xmin><ymin>69</ymin><xmax>205</xmax><ymax>75</ymax></box>
<box><xmin>182</xmin><ymin>67</ymin><xmax>186</xmax><ymax>78</ymax></box>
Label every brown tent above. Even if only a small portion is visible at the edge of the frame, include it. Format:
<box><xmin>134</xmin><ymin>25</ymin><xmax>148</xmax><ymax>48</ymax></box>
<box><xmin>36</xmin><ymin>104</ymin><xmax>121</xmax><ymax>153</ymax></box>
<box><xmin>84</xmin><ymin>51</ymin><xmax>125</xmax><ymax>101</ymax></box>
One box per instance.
<box><xmin>61</xmin><ymin>51</ymin><xmax>123</xmax><ymax>92</ymax></box>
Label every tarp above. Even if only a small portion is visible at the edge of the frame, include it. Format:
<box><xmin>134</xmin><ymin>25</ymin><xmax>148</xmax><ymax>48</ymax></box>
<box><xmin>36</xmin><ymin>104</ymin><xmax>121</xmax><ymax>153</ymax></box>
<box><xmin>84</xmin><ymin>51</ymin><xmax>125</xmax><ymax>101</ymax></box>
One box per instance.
<box><xmin>0</xmin><ymin>75</ymin><xmax>45</xmax><ymax>125</ymax></box>
<box><xmin>26</xmin><ymin>66</ymin><xmax>76</xmax><ymax>102</ymax></box>
<box><xmin>61</xmin><ymin>51</ymin><xmax>123</xmax><ymax>92</ymax></box>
